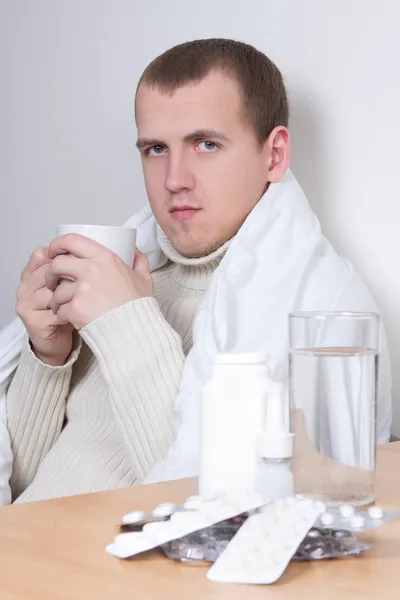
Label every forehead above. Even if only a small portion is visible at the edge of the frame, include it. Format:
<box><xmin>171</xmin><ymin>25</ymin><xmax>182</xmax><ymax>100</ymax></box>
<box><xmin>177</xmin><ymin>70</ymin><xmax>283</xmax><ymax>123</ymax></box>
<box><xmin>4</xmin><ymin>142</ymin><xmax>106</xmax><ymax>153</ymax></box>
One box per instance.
<box><xmin>135</xmin><ymin>71</ymin><xmax>244</xmax><ymax>139</ymax></box>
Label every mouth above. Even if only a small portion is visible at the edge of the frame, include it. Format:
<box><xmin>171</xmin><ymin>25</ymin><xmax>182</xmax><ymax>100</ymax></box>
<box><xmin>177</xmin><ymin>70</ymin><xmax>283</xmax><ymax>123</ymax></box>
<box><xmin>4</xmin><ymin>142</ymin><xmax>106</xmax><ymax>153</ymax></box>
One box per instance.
<box><xmin>169</xmin><ymin>205</ymin><xmax>201</xmax><ymax>221</ymax></box>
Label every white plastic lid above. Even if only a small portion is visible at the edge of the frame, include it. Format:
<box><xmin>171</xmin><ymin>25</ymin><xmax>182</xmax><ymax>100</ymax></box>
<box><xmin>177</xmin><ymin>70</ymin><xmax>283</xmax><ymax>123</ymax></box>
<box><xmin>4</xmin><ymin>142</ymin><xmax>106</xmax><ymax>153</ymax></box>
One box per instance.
<box><xmin>214</xmin><ymin>352</ymin><xmax>269</xmax><ymax>365</ymax></box>
<box><xmin>257</xmin><ymin>431</ymin><xmax>294</xmax><ymax>459</ymax></box>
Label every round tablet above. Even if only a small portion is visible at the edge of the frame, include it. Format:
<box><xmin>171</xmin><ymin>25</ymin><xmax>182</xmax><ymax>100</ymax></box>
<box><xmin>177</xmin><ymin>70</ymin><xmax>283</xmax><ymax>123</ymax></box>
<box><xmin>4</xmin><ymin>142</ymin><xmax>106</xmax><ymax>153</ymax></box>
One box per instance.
<box><xmin>152</xmin><ymin>502</ymin><xmax>175</xmax><ymax>517</ymax></box>
<box><xmin>350</xmin><ymin>514</ymin><xmax>366</xmax><ymax>529</ymax></box>
<box><xmin>121</xmin><ymin>510</ymin><xmax>145</xmax><ymax>525</ymax></box>
<box><xmin>368</xmin><ymin>505</ymin><xmax>385</xmax><ymax>520</ymax></box>
<box><xmin>184</xmin><ymin>496</ymin><xmax>204</xmax><ymax>510</ymax></box>
<box><xmin>320</xmin><ymin>512</ymin><xmax>335</xmax><ymax>526</ymax></box>
<box><xmin>307</xmin><ymin>528</ymin><xmax>322</xmax><ymax>538</ymax></box>
<box><xmin>339</xmin><ymin>504</ymin><xmax>355</xmax><ymax>518</ymax></box>
<box><xmin>333</xmin><ymin>529</ymin><xmax>351</xmax><ymax>538</ymax></box>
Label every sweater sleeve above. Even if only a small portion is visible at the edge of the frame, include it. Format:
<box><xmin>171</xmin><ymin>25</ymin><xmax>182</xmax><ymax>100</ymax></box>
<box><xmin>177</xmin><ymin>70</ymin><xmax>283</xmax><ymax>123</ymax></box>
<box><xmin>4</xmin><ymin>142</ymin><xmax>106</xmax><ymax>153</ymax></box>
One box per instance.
<box><xmin>6</xmin><ymin>336</ymin><xmax>81</xmax><ymax>498</ymax></box>
<box><xmin>80</xmin><ymin>297</ymin><xmax>184</xmax><ymax>482</ymax></box>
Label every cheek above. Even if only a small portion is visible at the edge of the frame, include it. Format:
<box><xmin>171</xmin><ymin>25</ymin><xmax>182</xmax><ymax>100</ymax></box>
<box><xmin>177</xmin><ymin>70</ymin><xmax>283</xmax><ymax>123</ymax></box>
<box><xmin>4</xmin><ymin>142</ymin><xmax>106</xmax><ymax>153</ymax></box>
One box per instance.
<box><xmin>143</xmin><ymin>160</ymin><xmax>165</xmax><ymax>193</ymax></box>
<box><xmin>201</xmin><ymin>155</ymin><xmax>266</xmax><ymax>229</ymax></box>
<box><xmin>142</xmin><ymin>161</ymin><xmax>168</xmax><ymax>214</ymax></box>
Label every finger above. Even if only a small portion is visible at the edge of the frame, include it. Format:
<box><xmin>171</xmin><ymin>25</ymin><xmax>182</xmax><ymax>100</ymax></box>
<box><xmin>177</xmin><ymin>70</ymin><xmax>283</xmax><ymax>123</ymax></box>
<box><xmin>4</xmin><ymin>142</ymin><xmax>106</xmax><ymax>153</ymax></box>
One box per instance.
<box><xmin>19</xmin><ymin>263</ymin><xmax>51</xmax><ymax>296</ymax></box>
<box><xmin>21</xmin><ymin>247</ymin><xmax>50</xmax><ymax>281</ymax></box>
<box><xmin>55</xmin><ymin>303</ymin><xmax>72</xmax><ymax>326</ymax></box>
<box><xmin>133</xmin><ymin>249</ymin><xmax>151</xmax><ymax>275</ymax></box>
<box><xmin>30</xmin><ymin>287</ymin><xmax>54</xmax><ymax>311</ymax></box>
<box><xmin>49</xmin><ymin>281</ymin><xmax>76</xmax><ymax>316</ymax></box>
<box><xmin>45</xmin><ymin>255</ymin><xmax>87</xmax><ymax>291</ymax></box>
<box><xmin>48</xmin><ymin>233</ymin><xmax>109</xmax><ymax>261</ymax></box>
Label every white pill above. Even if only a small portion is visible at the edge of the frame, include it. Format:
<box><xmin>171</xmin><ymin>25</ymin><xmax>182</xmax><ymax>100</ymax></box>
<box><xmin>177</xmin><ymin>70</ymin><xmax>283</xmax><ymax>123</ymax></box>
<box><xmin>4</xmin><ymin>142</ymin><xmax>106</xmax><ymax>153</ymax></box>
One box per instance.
<box><xmin>320</xmin><ymin>512</ymin><xmax>335</xmax><ymax>526</ymax></box>
<box><xmin>152</xmin><ymin>502</ymin><xmax>175</xmax><ymax>517</ymax></box>
<box><xmin>350</xmin><ymin>514</ymin><xmax>366</xmax><ymax>529</ymax></box>
<box><xmin>368</xmin><ymin>505</ymin><xmax>385</xmax><ymax>520</ymax></box>
<box><xmin>184</xmin><ymin>495</ymin><xmax>204</xmax><ymax>510</ymax></box>
<box><xmin>339</xmin><ymin>504</ymin><xmax>355</xmax><ymax>518</ymax></box>
<box><xmin>121</xmin><ymin>510</ymin><xmax>145</xmax><ymax>525</ymax></box>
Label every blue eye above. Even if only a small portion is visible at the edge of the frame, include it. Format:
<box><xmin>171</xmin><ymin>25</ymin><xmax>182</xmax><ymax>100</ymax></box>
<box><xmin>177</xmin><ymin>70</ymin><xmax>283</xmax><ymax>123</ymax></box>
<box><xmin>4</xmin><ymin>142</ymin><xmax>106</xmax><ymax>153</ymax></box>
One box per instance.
<box><xmin>197</xmin><ymin>141</ymin><xmax>217</xmax><ymax>152</ymax></box>
<box><xmin>147</xmin><ymin>145</ymin><xmax>166</xmax><ymax>156</ymax></box>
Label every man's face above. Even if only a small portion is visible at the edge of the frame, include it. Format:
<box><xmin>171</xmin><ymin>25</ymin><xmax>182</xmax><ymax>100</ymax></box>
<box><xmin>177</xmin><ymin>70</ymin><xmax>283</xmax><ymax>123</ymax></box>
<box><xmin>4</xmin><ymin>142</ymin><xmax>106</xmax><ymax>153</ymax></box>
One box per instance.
<box><xmin>135</xmin><ymin>71</ymin><xmax>272</xmax><ymax>258</ymax></box>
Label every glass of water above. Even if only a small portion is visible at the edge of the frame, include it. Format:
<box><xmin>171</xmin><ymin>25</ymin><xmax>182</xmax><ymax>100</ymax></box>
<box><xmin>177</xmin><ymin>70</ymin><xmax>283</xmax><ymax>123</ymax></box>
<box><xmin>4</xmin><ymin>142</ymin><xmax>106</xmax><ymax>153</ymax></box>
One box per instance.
<box><xmin>289</xmin><ymin>311</ymin><xmax>379</xmax><ymax>506</ymax></box>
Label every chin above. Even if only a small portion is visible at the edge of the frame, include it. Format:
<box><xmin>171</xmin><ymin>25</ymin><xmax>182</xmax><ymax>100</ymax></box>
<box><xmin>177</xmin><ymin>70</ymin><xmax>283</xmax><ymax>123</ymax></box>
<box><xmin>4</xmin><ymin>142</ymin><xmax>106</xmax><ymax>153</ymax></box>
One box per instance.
<box><xmin>174</xmin><ymin>238</ymin><xmax>224</xmax><ymax>259</ymax></box>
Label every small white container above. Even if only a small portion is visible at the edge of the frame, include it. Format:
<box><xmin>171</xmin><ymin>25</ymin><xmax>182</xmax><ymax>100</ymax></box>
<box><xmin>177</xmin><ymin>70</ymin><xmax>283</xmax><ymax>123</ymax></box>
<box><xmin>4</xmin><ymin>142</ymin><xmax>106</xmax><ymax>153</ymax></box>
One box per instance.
<box><xmin>199</xmin><ymin>353</ymin><xmax>270</xmax><ymax>498</ymax></box>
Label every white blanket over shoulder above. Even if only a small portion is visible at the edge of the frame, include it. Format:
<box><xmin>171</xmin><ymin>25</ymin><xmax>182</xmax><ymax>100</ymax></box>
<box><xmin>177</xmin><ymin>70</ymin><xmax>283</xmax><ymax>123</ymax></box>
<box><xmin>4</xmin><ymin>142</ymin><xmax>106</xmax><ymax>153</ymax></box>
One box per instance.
<box><xmin>0</xmin><ymin>170</ymin><xmax>392</xmax><ymax>502</ymax></box>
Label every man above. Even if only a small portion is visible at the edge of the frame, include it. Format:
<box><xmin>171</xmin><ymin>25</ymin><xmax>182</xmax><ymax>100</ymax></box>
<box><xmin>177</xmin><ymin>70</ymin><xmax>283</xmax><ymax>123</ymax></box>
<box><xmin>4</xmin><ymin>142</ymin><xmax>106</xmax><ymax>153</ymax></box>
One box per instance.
<box><xmin>5</xmin><ymin>39</ymin><xmax>391</xmax><ymax>502</ymax></box>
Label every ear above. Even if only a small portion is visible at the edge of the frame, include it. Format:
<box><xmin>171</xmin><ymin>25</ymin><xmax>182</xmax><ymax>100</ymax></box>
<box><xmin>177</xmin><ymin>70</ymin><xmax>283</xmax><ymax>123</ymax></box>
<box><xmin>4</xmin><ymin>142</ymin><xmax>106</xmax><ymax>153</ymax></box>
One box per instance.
<box><xmin>263</xmin><ymin>126</ymin><xmax>290</xmax><ymax>183</ymax></box>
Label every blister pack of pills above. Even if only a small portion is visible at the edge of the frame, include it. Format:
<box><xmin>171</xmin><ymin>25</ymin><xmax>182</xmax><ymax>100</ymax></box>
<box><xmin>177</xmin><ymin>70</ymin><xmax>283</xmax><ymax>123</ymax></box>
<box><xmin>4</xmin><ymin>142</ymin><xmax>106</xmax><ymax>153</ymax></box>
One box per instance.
<box><xmin>107</xmin><ymin>492</ymin><xmax>267</xmax><ymax>559</ymax></box>
<box><xmin>161</xmin><ymin>519</ymin><xmax>245</xmax><ymax>563</ymax></box>
<box><xmin>207</xmin><ymin>497</ymin><xmax>325</xmax><ymax>584</ymax></box>
<box><xmin>315</xmin><ymin>503</ymin><xmax>398</xmax><ymax>532</ymax></box>
<box><xmin>108</xmin><ymin>495</ymin><xmax>397</xmax><ymax>584</ymax></box>
<box><xmin>293</xmin><ymin>527</ymin><xmax>370</xmax><ymax>560</ymax></box>
<box><xmin>161</xmin><ymin>523</ymin><xmax>370</xmax><ymax>563</ymax></box>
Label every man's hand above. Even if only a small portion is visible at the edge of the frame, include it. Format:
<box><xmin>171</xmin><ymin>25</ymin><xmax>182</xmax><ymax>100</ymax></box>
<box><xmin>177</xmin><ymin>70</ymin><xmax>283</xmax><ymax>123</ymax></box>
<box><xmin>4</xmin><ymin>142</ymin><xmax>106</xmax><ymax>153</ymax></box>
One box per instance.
<box><xmin>46</xmin><ymin>234</ymin><xmax>153</xmax><ymax>330</ymax></box>
<box><xmin>16</xmin><ymin>247</ymin><xmax>74</xmax><ymax>366</ymax></box>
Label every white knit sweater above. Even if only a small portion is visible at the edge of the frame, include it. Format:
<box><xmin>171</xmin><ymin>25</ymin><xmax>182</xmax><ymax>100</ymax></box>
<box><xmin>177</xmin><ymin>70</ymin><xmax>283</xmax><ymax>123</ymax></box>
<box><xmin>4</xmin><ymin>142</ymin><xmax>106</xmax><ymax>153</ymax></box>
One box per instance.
<box><xmin>6</xmin><ymin>229</ymin><xmax>229</xmax><ymax>502</ymax></box>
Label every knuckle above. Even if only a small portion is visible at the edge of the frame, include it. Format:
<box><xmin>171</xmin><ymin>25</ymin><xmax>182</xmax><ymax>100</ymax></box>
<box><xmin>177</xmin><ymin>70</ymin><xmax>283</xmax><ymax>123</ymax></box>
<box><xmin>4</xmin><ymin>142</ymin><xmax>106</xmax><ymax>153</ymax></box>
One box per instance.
<box><xmin>15</xmin><ymin>301</ymin><xmax>25</xmax><ymax>319</ymax></box>
<box><xmin>16</xmin><ymin>282</ymin><xmax>25</xmax><ymax>301</ymax></box>
<box><xmin>31</xmin><ymin>246</ymin><xmax>47</xmax><ymax>263</ymax></box>
<box><xmin>63</xmin><ymin>233</ymin><xmax>78</xmax><ymax>245</ymax></box>
<box><xmin>104</xmin><ymin>252</ymin><xmax>121</xmax><ymax>268</ymax></box>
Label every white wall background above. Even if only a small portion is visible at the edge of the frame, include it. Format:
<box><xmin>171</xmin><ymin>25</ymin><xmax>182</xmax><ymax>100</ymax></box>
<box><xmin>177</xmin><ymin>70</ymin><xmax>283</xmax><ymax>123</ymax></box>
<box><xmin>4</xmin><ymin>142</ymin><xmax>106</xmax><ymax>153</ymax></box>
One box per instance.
<box><xmin>1</xmin><ymin>0</ymin><xmax>399</xmax><ymax>432</ymax></box>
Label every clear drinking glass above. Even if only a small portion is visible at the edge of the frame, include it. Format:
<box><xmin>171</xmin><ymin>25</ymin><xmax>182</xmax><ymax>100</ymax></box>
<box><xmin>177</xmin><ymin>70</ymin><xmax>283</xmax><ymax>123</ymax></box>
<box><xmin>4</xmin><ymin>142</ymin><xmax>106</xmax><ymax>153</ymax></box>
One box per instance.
<box><xmin>289</xmin><ymin>311</ymin><xmax>379</xmax><ymax>506</ymax></box>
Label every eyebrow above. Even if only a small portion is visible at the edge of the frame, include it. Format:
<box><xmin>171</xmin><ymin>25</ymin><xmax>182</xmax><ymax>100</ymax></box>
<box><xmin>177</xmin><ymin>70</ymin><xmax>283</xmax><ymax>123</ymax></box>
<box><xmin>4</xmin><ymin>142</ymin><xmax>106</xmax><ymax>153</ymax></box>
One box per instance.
<box><xmin>136</xmin><ymin>128</ymin><xmax>230</xmax><ymax>150</ymax></box>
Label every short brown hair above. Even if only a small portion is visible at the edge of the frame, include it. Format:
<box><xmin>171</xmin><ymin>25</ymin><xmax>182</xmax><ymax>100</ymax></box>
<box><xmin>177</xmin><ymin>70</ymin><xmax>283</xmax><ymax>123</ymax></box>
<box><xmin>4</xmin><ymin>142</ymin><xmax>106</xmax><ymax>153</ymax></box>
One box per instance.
<box><xmin>137</xmin><ymin>38</ymin><xmax>289</xmax><ymax>145</ymax></box>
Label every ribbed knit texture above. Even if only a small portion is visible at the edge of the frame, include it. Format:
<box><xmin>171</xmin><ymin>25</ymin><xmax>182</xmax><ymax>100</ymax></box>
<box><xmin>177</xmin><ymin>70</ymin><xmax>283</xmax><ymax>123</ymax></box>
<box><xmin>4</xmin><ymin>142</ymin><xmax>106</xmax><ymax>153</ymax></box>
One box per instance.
<box><xmin>6</xmin><ymin>228</ymin><xmax>229</xmax><ymax>502</ymax></box>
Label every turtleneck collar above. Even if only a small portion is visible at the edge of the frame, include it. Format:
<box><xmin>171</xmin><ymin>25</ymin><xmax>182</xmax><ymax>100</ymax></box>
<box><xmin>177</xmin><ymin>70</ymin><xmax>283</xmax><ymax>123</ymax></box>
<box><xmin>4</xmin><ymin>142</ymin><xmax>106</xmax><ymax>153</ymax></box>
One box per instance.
<box><xmin>155</xmin><ymin>227</ymin><xmax>232</xmax><ymax>291</ymax></box>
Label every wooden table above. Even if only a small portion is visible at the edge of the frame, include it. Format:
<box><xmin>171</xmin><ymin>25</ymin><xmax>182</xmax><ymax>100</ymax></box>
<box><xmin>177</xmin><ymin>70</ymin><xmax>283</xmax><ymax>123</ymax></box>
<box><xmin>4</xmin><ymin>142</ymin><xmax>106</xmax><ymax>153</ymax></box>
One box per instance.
<box><xmin>1</xmin><ymin>443</ymin><xmax>400</xmax><ymax>600</ymax></box>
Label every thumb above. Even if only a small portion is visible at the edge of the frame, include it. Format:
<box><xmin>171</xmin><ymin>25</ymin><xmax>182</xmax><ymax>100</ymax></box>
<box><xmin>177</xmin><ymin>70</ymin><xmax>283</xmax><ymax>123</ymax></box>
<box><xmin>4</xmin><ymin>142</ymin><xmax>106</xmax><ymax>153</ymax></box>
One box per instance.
<box><xmin>133</xmin><ymin>249</ymin><xmax>151</xmax><ymax>275</ymax></box>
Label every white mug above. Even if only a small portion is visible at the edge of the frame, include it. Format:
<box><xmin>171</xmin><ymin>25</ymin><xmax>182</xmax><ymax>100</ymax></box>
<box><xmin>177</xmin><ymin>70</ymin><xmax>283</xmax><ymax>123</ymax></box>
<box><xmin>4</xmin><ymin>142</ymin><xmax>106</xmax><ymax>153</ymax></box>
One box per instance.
<box><xmin>56</xmin><ymin>224</ymin><xmax>137</xmax><ymax>266</ymax></box>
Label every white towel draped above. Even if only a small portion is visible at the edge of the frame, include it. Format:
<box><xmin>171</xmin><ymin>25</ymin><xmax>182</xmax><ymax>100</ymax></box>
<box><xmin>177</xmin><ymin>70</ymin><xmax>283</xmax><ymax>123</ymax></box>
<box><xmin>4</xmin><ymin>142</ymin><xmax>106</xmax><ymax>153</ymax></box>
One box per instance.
<box><xmin>0</xmin><ymin>169</ymin><xmax>391</xmax><ymax>503</ymax></box>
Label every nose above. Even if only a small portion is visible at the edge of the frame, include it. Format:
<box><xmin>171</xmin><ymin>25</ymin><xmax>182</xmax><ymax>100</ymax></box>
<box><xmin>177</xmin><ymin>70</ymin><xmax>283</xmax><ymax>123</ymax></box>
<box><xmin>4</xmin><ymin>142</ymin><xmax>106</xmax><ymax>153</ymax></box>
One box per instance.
<box><xmin>164</xmin><ymin>151</ymin><xmax>195</xmax><ymax>193</ymax></box>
